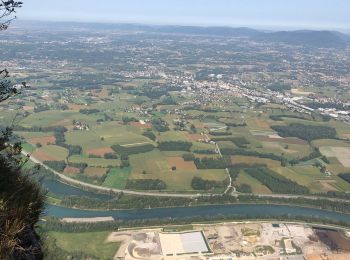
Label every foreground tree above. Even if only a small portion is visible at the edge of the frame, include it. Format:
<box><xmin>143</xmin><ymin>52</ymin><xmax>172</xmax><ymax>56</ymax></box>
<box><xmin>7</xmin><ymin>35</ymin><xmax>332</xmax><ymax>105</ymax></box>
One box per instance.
<box><xmin>1</xmin><ymin>2</ymin><xmax>45</xmax><ymax>259</ymax></box>
<box><xmin>0</xmin><ymin>0</ymin><xmax>22</xmax><ymax>31</ymax></box>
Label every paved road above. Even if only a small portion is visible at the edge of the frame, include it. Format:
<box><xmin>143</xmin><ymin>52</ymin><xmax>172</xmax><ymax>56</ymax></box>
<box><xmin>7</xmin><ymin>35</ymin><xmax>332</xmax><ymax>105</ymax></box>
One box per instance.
<box><xmin>22</xmin><ymin>149</ymin><xmax>350</xmax><ymax>203</ymax></box>
<box><xmin>214</xmin><ymin>142</ymin><xmax>234</xmax><ymax>194</ymax></box>
<box><xmin>253</xmin><ymin>193</ymin><xmax>350</xmax><ymax>202</ymax></box>
<box><xmin>22</xmin><ymin>150</ymin><xmax>202</xmax><ymax>198</ymax></box>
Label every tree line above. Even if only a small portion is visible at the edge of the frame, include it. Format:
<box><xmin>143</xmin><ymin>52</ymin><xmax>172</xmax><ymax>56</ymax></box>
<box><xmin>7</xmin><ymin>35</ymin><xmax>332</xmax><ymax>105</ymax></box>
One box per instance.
<box><xmin>126</xmin><ymin>179</ymin><xmax>167</xmax><ymax>190</ymax></box>
<box><xmin>194</xmin><ymin>156</ymin><xmax>231</xmax><ymax>169</ymax></box>
<box><xmin>271</xmin><ymin>123</ymin><xmax>337</xmax><ymax>142</ymax></box>
<box><xmin>158</xmin><ymin>141</ymin><xmax>192</xmax><ymax>151</ymax></box>
<box><xmin>111</xmin><ymin>143</ymin><xmax>154</xmax><ymax>156</ymax></box>
<box><xmin>244</xmin><ymin>167</ymin><xmax>309</xmax><ymax>194</ymax></box>
<box><xmin>191</xmin><ymin>177</ymin><xmax>224</xmax><ymax>190</ymax></box>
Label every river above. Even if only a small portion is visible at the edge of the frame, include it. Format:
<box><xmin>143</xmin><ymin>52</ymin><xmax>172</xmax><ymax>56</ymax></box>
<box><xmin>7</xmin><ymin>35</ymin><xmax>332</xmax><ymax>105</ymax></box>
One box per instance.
<box><xmin>46</xmin><ymin>204</ymin><xmax>350</xmax><ymax>224</ymax></box>
<box><xmin>42</xmin><ymin>179</ymin><xmax>112</xmax><ymax>200</ymax></box>
<box><xmin>44</xmin><ymin>179</ymin><xmax>350</xmax><ymax>224</ymax></box>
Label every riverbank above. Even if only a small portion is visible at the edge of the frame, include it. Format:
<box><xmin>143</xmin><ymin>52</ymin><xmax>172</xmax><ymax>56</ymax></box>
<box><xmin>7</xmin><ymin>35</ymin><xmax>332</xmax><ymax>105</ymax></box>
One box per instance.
<box><xmin>45</xmin><ymin>199</ymin><xmax>350</xmax><ymax>216</ymax></box>
<box><xmin>44</xmin><ymin>203</ymin><xmax>350</xmax><ymax>227</ymax></box>
<box><xmin>45</xmin><ymin>189</ymin><xmax>350</xmax><ymax>218</ymax></box>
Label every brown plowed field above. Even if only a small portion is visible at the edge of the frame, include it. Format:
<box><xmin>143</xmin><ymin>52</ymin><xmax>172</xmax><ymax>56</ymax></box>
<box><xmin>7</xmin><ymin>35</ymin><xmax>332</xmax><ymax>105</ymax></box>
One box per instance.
<box><xmin>186</xmin><ymin>133</ymin><xmax>204</xmax><ymax>141</ymax></box>
<box><xmin>84</xmin><ymin>167</ymin><xmax>108</xmax><ymax>177</ymax></box>
<box><xmin>29</xmin><ymin>136</ymin><xmax>56</xmax><ymax>146</ymax></box>
<box><xmin>32</xmin><ymin>150</ymin><xmax>61</xmax><ymax>161</ymax></box>
<box><xmin>167</xmin><ymin>157</ymin><xmax>197</xmax><ymax>171</ymax></box>
<box><xmin>86</xmin><ymin>147</ymin><xmax>114</xmax><ymax>156</ymax></box>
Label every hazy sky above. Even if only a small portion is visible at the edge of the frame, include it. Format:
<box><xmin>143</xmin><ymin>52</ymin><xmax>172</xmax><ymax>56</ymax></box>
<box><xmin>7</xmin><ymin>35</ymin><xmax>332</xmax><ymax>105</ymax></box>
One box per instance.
<box><xmin>17</xmin><ymin>0</ymin><xmax>350</xmax><ymax>30</ymax></box>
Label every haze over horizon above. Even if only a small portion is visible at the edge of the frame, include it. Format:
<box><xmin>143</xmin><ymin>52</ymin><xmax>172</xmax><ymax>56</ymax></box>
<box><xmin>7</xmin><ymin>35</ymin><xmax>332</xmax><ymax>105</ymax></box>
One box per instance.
<box><xmin>17</xmin><ymin>0</ymin><xmax>350</xmax><ymax>32</ymax></box>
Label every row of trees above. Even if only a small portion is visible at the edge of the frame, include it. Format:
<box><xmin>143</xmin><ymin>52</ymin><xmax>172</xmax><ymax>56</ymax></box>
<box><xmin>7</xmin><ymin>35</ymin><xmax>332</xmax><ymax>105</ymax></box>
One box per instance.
<box><xmin>194</xmin><ymin>156</ymin><xmax>231</xmax><ymax>169</ymax></box>
<box><xmin>126</xmin><ymin>179</ymin><xmax>167</xmax><ymax>190</ymax></box>
<box><xmin>13</xmin><ymin>125</ymin><xmax>66</xmax><ymax>133</ymax></box>
<box><xmin>111</xmin><ymin>144</ymin><xmax>155</xmax><ymax>156</ymax></box>
<box><xmin>209</xmin><ymin>131</ymin><xmax>232</xmax><ymax>136</ymax></box>
<box><xmin>143</xmin><ymin>130</ymin><xmax>156</xmax><ymax>141</ymax></box>
<box><xmin>182</xmin><ymin>153</ymin><xmax>195</xmax><ymax>161</ymax></box>
<box><xmin>41</xmin><ymin>195</ymin><xmax>350</xmax><ymax>235</ymax></box>
<box><xmin>191</xmin><ymin>177</ymin><xmax>224</xmax><ymax>190</ymax></box>
<box><xmin>53</xmin><ymin>128</ymin><xmax>83</xmax><ymax>156</ymax></box>
<box><xmin>151</xmin><ymin>118</ymin><xmax>169</xmax><ymax>132</ymax></box>
<box><xmin>339</xmin><ymin>173</ymin><xmax>350</xmax><ymax>183</ymax></box>
<box><xmin>43</xmin><ymin>161</ymin><xmax>66</xmax><ymax>172</ymax></box>
<box><xmin>271</xmin><ymin>123</ymin><xmax>337</xmax><ymax>142</ymax></box>
<box><xmin>211</xmin><ymin>136</ymin><xmax>252</xmax><ymax>148</ymax></box>
<box><xmin>269</xmin><ymin>114</ymin><xmax>311</xmax><ymax>121</ymax></box>
<box><xmin>244</xmin><ymin>167</ymin><xmax>309</xmax><ymax>194</ymax></box>
<box><xmin>158</xmin><ymin>141</ymin><xmax>192</xmax><ymax>151</ymax></box>
<box><xmin>266</xmin><ymin>83</ymin><xmax>291</xmax><ymax>92</ymax></box>
<box><xmin>79</xmin><ymin>108</ymin><xmax>100</xmax><ymax>115</ymax></box>
<box><xmin>121</xmin><ymin>116</ymin><xmax>138</xmax><ymax>124</ymax></box>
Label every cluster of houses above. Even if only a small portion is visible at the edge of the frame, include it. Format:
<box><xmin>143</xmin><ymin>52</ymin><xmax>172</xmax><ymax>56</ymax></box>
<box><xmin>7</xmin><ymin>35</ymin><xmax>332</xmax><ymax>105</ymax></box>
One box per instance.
<box><xmin>73</xmin><ymin>120</ymin><xmax>90</xmax><ymax>131</ymax></box>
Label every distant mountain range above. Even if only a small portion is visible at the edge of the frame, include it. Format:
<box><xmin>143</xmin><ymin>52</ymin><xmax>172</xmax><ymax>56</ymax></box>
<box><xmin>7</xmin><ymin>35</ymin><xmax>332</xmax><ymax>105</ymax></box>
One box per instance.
<box><xmin>14</xmin><ymin>21</ymin><xmax>350</xmax><ymax>48</ymax></box>
<box><xmin>253</xmin><ymin>30</ymin><xmax>350</xmax><ymax>48</ymax></box>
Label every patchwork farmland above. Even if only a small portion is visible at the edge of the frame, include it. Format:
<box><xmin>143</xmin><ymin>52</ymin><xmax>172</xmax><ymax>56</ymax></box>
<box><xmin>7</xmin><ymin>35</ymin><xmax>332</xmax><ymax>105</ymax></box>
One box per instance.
<box><xmin>2</xmin><ymin>78</ymin><xmax>350</xmax><ymax>195</ymax></box>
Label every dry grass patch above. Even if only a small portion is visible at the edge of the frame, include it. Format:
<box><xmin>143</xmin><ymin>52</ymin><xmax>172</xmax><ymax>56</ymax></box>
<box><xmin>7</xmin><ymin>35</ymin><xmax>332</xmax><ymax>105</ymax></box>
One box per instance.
<box><xmin>32</xmin><ymin>150</ymin><xmax>59</xmax><ymax>161</ymax></box>
<box><xmin>29</xmin><ymin>136</ymin><xmax>55</xmax><ymax>146</ymax></box>
<box><xmin>63</xmin><ymin>166</ymin><xmax>80</xmax><ymax>175</ymax></box>
<box><xmin>129</xmin><ymin>122</ymin><xmax>152</xmax><ymax>128</ymax></box>
<box><xmin>84</xmin><ymin>167</ymin><xmax>108</xmax><ymax>178</ymax></box>
<box><xmin>49</xmin><ymin>118</ymin><xmax>72</xmax><ymax>127</ymax></box>
<box><xmin>247</xmin><ymin>118</ymin><xmax>271</xmax><ymax>130</ymax></box>
<box><xmin>22</xmin><ymin>106</ymin><xmax>34</xmax><ymax>111</ymax></box>
<box><xmin>320</xmin><ymin>147</ymin><xmax>350</xmax><ymax>167</ymax></box>
<box><xmin>99</xmin><ymin>88</ymin><xmax>109</xmax><ymax>98</ymax></box>
<box><xmin>32</xmin><ymin>145</ymin><xmax>68</xmax><ymax>161</ymax></box>
<box><xmin>68</xmin><ymin>104</ymin><xmax>87</xmax><ymax>111</ymax></box>
<box><xmin>291</xmin><ymin>88</ymin><xmax>312</xmax><ymax>95</ymax></box>
<box><xmin>87</xmin><ymin>147</ymin><xmax>114</xmax><ymax>156</ymax></box>
<box><xmin>319</xmin><ymin>180</ymin><xmax>338</xmax><ymax>192</ymax></box>
<box><xmin>186</xmin><ymin>133</ymin><xmax>204</xmax><ymax>141</ymax></box>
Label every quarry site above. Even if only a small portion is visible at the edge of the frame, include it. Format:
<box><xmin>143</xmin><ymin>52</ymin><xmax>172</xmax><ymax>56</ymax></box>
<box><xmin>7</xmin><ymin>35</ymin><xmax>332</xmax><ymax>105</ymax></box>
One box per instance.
<box><xmin>107</xmin><ymin>222</ymin><xmax>350</xmax><ymax>260</ymax></box>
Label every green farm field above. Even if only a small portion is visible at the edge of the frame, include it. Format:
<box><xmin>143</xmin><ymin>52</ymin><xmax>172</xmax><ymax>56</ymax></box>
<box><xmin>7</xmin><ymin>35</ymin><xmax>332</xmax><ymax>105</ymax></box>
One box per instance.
<box><xmin>33</xmin><ymin>145</ymin><xmax>68</xmax><ymax>161</ymax></box>
<box><xmin>15</xmin><ymin>131</ymin><xmax>55</xmax><ymax>139</ymax></box>
<box><xmin>129</xmin><ymin>150</ymin><xmax>227</xmax><ymax>191</ymax></box>
<box><xmin>103</xmin><ymin>167</ymin><xmax>131</xmax><ymax>189</ymax></box>
<box><xmin>48</xmin><ymin>231</ymin><xmax>120</xmax><ymax>259</ymax></box>
<box><xmin>68</xmin><ymin>155</ymin><xmax>120</xmax><ymax>167</ymax></box>
<box><xmin>235</xmin><ymin>171</ymin><xmax>272</xmax><ymax>194</ymax></box>
<box><xmin>65</xmin><ymin>122</ymin><xmax>152</xmax><ymax>151</ymax></box>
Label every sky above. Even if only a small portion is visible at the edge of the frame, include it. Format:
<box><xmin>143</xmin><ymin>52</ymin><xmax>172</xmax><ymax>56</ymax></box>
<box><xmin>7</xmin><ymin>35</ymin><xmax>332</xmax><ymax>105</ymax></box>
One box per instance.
<box><xmin>16</xmin><ymin>0</ymin><xmax>350</xmax><ymax>31</ymax></box>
